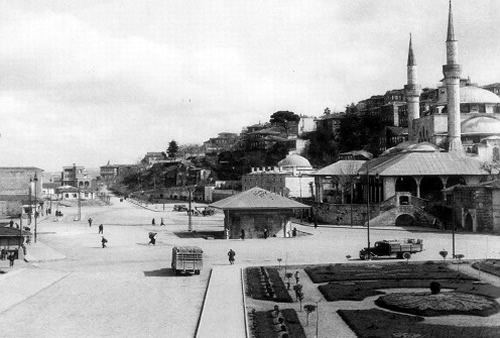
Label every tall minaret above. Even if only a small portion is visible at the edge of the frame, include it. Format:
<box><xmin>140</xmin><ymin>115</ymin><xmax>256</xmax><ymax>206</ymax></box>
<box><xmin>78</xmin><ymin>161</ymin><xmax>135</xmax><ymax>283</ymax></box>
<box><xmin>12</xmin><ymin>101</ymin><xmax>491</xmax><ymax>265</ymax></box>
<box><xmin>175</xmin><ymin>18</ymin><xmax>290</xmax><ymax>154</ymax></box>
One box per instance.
<box><xmin>404</xmin><ymin>34</ymin><xmax>421</xmax><ymax>141</ymax></box>
<box><xmin>443</xmin><ymin>0</ymin><xmax>463</xmax><ymax>152</ymax></box>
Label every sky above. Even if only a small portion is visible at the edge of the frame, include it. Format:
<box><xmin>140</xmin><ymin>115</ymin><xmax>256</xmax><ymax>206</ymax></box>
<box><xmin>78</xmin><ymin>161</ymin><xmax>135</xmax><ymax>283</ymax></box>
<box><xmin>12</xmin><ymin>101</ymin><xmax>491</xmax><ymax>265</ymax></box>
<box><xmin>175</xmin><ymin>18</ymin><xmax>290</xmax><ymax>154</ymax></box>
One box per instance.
<box><xmin>0</xmin><ymin>0</ymin><xmax>499</xmax><ymax>172</ymax></box>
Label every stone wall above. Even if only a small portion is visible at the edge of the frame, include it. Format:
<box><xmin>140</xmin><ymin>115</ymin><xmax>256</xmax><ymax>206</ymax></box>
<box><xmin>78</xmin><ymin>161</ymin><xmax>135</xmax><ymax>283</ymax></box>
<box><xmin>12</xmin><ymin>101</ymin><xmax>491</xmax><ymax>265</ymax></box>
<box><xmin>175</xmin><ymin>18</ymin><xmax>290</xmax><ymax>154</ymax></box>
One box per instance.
<box><xmin>315</xmin><ymin>203</ymin><xmax>379</xmax><ymax>225</ymax></box>
<box><xmin>226</xmin><ymin>210</ymin><xmax>293</xmax><ymax>239</ymax></box>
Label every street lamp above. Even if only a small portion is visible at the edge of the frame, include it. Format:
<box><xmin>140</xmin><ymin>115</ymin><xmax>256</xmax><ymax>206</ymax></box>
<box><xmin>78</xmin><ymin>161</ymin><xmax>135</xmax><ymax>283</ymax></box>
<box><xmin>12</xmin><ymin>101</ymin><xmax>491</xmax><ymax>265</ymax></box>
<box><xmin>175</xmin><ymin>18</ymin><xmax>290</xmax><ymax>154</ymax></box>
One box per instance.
<box><xmin>358</xmin><ymin>162</ymin><xmax>372</xmax><ymax>260</ymax></box>
<box><xmin>33</xmin><ymin>173</ymin><xmax>38</xmax><ymax>243</ymax></box>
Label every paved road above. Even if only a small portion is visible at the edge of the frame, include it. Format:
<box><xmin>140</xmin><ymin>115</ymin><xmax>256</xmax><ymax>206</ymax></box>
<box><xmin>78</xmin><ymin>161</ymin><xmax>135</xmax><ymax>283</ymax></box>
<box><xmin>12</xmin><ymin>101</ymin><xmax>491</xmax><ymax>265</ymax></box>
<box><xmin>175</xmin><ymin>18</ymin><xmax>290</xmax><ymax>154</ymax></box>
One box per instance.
<box><xmin>0</xmin><ymin>196</ymin><xmax>499</xmax><ymax>337</ymax></box>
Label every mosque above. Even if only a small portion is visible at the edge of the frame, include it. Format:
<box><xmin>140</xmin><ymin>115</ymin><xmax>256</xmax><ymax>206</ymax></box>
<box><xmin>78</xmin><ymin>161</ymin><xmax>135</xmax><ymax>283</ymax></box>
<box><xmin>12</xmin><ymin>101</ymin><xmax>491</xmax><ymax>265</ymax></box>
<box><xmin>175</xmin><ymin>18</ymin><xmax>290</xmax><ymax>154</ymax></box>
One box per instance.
<box><xmin>314</xmin><ymin>2</ymin><xmax>500</xmax><ymax>232</ymax></box>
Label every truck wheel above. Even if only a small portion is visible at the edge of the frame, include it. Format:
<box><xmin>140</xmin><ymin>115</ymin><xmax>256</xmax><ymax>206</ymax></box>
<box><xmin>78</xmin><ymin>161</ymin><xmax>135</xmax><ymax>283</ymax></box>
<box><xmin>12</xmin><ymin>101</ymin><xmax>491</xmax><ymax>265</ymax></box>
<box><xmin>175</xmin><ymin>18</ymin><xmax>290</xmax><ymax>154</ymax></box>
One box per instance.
<box><xmin>363</xmin><ymin>254</ymin><xmax>371</xmax><ymax>260</ymax></box>
<box><xmin>402</xmin><ymin>252</ymin><xmax>411</xmax><ymax>260</ymax></box>
<box><xmin>195</xmin><ymin>270</ymin><xmax>200</xmax><ymax>275</ymax></box>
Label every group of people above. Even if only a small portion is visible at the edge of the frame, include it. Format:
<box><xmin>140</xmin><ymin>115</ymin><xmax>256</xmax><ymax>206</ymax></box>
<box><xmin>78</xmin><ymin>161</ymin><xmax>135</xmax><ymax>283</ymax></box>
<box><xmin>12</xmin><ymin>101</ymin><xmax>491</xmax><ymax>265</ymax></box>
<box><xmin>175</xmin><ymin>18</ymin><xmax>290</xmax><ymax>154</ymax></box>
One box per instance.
<box><xmin>151</xmin><ymin>218</ymin><xmax>165</xmax><ymax>226</ymax></box>
<box><xmin>1</xmin><ymin>248</ymin><xmax>17</xmax><ymax>267</ymax></box>
<box><xmin>89</xmin><ymin>218</ymin><xmax>107</xmax><ymax>247</ymax></box>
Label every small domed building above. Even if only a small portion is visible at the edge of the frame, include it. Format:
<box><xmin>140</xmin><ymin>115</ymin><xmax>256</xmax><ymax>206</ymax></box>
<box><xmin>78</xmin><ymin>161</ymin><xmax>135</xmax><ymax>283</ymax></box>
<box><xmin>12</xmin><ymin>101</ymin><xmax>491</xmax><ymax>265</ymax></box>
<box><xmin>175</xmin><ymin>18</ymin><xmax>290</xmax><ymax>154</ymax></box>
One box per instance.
<box><xmin>241</xmin><ymin>154</ymin><xmax>315</xmax><ymax>198</ymax></box>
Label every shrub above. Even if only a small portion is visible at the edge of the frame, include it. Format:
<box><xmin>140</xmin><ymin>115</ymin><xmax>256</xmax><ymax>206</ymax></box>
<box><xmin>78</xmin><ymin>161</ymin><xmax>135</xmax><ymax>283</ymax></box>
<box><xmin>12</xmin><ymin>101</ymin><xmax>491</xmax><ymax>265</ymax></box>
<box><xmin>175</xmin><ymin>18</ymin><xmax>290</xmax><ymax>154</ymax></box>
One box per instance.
<box><xmin>430</xmin><ymin>281</ymin><xmax>441</xmax><ymax>294</ymax></box>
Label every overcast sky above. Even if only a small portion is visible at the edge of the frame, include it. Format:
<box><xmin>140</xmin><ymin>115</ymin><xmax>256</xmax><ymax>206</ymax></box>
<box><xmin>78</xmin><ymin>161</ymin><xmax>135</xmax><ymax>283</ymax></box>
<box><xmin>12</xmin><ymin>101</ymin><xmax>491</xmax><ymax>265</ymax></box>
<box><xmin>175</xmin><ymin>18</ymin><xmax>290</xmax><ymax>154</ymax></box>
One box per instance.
<box><xmin>0</xmin><ymin>0</ymin><xmax>499</xmax><ymax>172</ymax></box>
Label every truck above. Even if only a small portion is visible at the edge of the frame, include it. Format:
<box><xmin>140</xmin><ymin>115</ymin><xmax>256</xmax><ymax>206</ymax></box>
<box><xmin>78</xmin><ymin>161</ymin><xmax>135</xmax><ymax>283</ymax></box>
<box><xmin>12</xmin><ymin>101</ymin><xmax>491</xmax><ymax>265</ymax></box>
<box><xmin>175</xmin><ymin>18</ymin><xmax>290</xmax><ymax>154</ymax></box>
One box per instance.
<box><xmin>171</xmin><ymin>246</ymin><xmax>203</xmax><ymax>275</ymax></box>
<box><xmin>359</xmin><ymin>238</ymin><xmax>423</xmax><ymax>260</ymax></box>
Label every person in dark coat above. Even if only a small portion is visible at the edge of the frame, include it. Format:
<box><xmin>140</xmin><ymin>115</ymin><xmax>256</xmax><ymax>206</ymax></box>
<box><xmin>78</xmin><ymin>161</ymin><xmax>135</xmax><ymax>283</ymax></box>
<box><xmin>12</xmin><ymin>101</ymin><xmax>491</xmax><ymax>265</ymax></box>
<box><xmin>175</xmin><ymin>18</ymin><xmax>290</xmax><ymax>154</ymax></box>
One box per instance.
<box><xmin>148</xmin><ymin>233</ymin><xmax>157</xmax><ymax>245</ymax></box>
<box><xmin>8</xmin><ymin>253</ymin><xmax>15</xmax><ymax>267</ymax></box>
<box><xmin>151</xmin><ymin>218</ymin><xmax>156</xmax><ymax>225</ymax></box>
<box><xmin>263</xmin><ymin>227</ymin><xmax>268</xmax><ymax>239</ymax></box>
<box><xmin>101</xmin><ymin>236</ymin><xmax>108</xmax><ymax>248</ymax></box>
<box><xmin>240</xmin><ymin>229</ymin><xmax>245</xmax><ymax>241</ymax></box>
<box><xmin>88</xmin><ymin>218</ymin><xmax>93</xmax><ymax>227</ymax></box>
<box><xmin>98</xmin><ymin>224</ymin><xmax>104</xmax><ymax>234</ymax></box>
<box><xmin>227</xmin><ymin>249</ymin><xmax>236</xmax><ymax>265</ymax></box>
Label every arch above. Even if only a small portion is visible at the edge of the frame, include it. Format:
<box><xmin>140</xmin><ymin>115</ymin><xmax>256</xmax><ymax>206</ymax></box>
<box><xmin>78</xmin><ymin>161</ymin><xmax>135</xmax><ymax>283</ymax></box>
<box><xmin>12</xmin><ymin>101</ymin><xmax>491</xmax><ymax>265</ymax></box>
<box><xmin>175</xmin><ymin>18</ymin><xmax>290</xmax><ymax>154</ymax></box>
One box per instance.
<box><xmin>395</xmin><ymin>214</ymin><xmax>415</xmax><ymax>227</ymax></box>
<box><xmin>464</xmin><ymin>213</ymin><xmax>473</xmax><ymax>231</ymax></box>
<box><xmin>446</xmin><ymin>176</ymin><xmax>466</xmax><ymax>188</ymax></box>
<box><xmin>420</xmin><ymin>176</ymin><xmax>444</xmax><ymax>201</ymax></box>
<box><xmin>395</xmin><ymin>177</ymin><xmax>417</xmax><ymax>196</ymax></box>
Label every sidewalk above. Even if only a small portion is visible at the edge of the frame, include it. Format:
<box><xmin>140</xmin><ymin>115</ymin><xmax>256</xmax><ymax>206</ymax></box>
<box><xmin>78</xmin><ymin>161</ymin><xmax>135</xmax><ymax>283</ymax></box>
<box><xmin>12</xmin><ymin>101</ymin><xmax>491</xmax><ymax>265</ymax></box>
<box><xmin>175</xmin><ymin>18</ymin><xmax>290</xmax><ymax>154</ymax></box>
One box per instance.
<box><xmin>196</xmin><ymin>265</ymin><xmax>247</xmax><ymax>338</ymax></box>
<box><xmin>23</xmin><ymin>240</ymin><xmax>67</xmax><ymax>263</ymax></box>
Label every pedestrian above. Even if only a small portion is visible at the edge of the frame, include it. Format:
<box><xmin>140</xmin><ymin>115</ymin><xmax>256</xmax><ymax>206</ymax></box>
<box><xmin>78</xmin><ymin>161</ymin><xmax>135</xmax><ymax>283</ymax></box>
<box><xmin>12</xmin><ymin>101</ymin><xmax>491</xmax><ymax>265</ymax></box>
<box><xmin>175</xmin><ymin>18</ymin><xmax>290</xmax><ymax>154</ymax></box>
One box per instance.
<box><xmin>1</xmin><ymin>247</ymin><xmax>6</xmax><ymax>260</ymax></box>
<box><xmin>240</xmin><ymin>229</ymin><xmax>245</xmax><ymax>241</ymax></box>
<box><xmin>98</xmin><ymin>224</ymin><xmax>104</xmax><ymax>234</ymax></box>
<box><xmin>294</xmin><ymin>271</ymin><xmax>300</xmax><ymax>284</ymax></box>
<box><xmin>8</xmin><ymin>253</ymin><xmax>15</xmax><ymax>267</ymax></box>
<box><xmin>101</xmin><ymin>236</ymin><xmax>108</xmax><ymax>248</ymax></box>
<box><xmin>292</xmin><ymin>227</ymin><xmax>297</xmax><ymax>237</ymax></box>
<box><xmin>148</xmin><ymin>232</ymin><xmax>157</xmax><ymax>245</ymax></box>
<box><xmin>9</xmin><ymin>220</ymin><xmax>13</xmax><ymax>227</ymax></box>
<box><xmin>263</xmin><ymin>227</ymin><xmax>268</xmax><ymax>239</ymax></box>
<box><xmin>227</xmin><ymin>249</ymin><xmax>236</xmax><ymax>265</ymax></box>
<box><xmin>160</xmin><ymin>218</ymin><xmax>165</xmax><ymax>226</ymax></box>
<box><xmin>88</xmin><ymin>217</ymin><xmax>93</xmax><ymax>227</ymax></box>
<box><xmin>152</xmin><ymin>218</ymin><xmax>155</xmax><ymax>226</ymax></box>
<box><xmin>314</xmin><ymin>215</ymin><xmax>318</xmax><ymax>229</ymax></box>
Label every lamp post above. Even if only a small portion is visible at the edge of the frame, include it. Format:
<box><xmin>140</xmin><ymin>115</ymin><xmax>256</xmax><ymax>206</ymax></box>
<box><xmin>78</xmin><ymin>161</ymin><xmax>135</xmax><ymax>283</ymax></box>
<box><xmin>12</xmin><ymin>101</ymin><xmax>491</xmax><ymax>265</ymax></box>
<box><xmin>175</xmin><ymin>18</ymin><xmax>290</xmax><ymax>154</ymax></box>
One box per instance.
<box><xmin>34</xmin><ymin>173</ymin><xmax>38</xmax><ymax>243</ymax></box>
<box><xmin>28</xmin><ymin>177</ymin><xmax>32</xmax><ymax>225</ymax></box>
<box><xmin>358</xmin><ymin>162</ymin><xmax>371</xmax><ymax>259</ymax></box>
<box><xmin>188</xmin><ymin>188</ymin><xmax>193</xmax><ymax>232</ymax></box>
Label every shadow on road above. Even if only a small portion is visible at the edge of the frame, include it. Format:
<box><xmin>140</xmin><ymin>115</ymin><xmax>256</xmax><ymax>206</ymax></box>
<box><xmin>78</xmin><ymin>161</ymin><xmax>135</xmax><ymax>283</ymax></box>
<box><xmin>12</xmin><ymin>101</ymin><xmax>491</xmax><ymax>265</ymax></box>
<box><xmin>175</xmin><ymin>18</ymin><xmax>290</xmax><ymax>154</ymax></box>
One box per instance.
<box><xmin>143</xmin><ymin>268</ymin><xmax>176</xmax><ymax>277</ymax></box>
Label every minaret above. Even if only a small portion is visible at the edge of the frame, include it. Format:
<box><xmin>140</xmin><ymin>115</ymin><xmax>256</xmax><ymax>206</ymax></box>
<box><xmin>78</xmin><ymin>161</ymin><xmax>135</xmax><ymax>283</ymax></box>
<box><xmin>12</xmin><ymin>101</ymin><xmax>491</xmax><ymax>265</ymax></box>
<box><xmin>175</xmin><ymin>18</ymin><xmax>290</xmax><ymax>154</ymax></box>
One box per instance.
<box><xmin>443</xmin><ymin>0</ymin><xmax>463</xmax><ymax>152</ymax></box>
<box><xmin>404</xmin><ymin>34</ymin><xmax>421</xmax><ymax>141</ymax></box>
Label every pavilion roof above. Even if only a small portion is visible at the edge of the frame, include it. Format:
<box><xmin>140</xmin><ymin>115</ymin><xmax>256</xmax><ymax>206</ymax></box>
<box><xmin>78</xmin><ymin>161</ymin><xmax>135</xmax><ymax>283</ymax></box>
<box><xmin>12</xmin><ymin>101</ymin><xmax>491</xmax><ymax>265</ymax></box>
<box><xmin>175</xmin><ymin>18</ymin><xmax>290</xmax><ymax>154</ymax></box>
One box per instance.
<box><xmin>0</xmin><ymin>226</ymin><xmax>32</xmax><ymax>237</ymax></box>
<box><xmin>359</xmin><ymin>152</ymin><xmax>487</xmax><ymax>176</ymax></box>
<box><xmin>209</xmin><ymin>187</ymin><xmax>309</xmax><ymax>210</ymax></box>
<box><xmin>312</xmin><ymin>160</ymin><xmax>366</xmax><ymax>177</ymax></box>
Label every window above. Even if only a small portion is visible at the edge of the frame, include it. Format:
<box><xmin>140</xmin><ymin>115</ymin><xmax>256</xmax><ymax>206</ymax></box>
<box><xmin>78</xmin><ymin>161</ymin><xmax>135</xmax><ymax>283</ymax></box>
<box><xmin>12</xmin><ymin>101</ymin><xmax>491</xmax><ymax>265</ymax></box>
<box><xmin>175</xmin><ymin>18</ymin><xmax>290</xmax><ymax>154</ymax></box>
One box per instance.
<box><xmin>494</xmin><ymin>147</ymin><xmax>500</xmax><ymax>162</ymax></box>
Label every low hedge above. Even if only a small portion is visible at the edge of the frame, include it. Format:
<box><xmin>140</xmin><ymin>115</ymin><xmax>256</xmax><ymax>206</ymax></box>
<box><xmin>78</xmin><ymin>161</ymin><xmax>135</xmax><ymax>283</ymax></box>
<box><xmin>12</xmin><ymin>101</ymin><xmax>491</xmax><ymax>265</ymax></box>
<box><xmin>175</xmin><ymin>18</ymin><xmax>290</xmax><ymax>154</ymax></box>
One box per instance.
<box><xmin>338</xmin><ymin>309</ymin><xmax>500</xmax><ymax>338</ymax></box>
<box><xmin>305</xmin><ymin>262</ymin><xmax>476</xmax><ymax>283</ymax></box>
<box><xmin>251</xmin><ymin>309</ymin><xmax>306</xmax><ymax>338</ymax></box>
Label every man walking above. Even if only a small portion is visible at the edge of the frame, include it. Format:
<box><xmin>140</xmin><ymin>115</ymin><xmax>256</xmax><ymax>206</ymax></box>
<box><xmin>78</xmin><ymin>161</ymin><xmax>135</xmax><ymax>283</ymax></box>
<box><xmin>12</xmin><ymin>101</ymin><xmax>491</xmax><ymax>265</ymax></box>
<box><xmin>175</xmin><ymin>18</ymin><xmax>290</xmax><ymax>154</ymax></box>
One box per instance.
<box><xmin>227</xmin><ymin>249</ymin><xmax>236</xmax><ymax>265</ymax></box>
<box><xmin>98</xmin><ymin>224</ymin><xmax>104</xmax><ymax>234</ymax></box>
<box><xmin>88</xmin><ymin>218</ymin><xmax>93</xmax><ymax>227</ymax></box>
<box><xmin>101</xmin><ymin>236</ymin><xmax>108</xmax><ymax>248</ymax></box>
<box><xmin>8</xmin><ymin>252</ymin><xmax>15</xmax><ymax>267</ymax></box>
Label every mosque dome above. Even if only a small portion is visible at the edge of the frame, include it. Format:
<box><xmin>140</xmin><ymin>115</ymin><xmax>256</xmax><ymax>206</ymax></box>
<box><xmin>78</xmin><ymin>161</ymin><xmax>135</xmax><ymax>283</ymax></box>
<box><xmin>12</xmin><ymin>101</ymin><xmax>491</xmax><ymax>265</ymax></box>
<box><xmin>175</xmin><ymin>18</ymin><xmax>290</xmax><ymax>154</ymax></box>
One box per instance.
<box><xmin>278</xmin><ymin>154</ymin><xmax>312</xmax><ymax>169</ymax></box>
<box><xmin>462</xmin><ymin>116</ymin><xmax>500</xmax><ymax>135</ymax></box>
<box><xmin>382</xmin><ymin>141</ymin><xmax>441</xmax><ymax>156</ymax></box>
<box><xmin>460</xmin><ymin>86</ymin><xmax>500</xmax><ymax>104</ymax></box>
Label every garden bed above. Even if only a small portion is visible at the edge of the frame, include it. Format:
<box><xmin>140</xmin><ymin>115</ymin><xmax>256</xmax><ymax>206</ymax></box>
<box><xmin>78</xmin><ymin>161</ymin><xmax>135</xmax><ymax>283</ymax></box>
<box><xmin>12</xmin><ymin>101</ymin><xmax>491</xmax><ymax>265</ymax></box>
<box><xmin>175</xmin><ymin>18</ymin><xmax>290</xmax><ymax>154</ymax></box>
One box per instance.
<box><xmin>318</xmin><ymin>277</ymin><xmax>500</xmax><ymax>301</ymax></box>
<box><xmin>338</xmin><ymin>309</ymin><xmax>500</xmax><ymax>338</ymax></box>
<box><xmin>472</xmin><ymin>259</ymin><xmax>500</xmax><ymax>277</ymax></box>
<box><xmin>249</xmin><ymin>308</ymin><xmax>306</xmax><ymax>338</ymax></box>
<box><xmin>245</xmin><ymin>267</ymin><xmax>293</xmax><ymax>303</ymax></box>
<box><xmin>305</xmin><ymin>261</ymin><xmax>476</xmax><ymax>283</ymax></box>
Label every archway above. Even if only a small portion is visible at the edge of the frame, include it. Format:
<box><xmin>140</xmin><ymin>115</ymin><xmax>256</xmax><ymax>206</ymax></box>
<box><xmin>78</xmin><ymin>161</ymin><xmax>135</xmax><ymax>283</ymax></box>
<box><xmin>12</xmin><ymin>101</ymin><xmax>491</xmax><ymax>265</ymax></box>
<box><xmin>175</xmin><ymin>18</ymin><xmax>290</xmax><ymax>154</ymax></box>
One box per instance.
<box><xmin>395</xmin><ymin>177</ymin><xmax>417</xmax><ymax>196</ymax></box>
<box><xmin>395</xmin><ymin>214</ymin><xmax>415</xmax><ymax>227</ymax></box>
<box><xmin>420</xmin><ymin>176</ymin><xmax>444</xmax><ymax>201</ymax></box>
<box><xmin>464</xmin><ymin>213</ymin><xmax>473</xmax><ymax>231</ymax></box>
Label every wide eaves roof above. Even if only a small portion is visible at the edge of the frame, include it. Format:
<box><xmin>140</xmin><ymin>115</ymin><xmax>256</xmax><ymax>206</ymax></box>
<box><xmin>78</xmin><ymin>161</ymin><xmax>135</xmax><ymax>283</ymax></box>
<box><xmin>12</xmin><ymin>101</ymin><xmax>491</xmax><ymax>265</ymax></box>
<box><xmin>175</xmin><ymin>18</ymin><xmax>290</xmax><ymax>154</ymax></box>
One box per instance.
<box><xmin>312</xmin><ymin>160</ymin><xmax>366</xmax><ymax>176</ymax></box>
<box><xmin>359</xmin><ymin>152</ymin><xmax>487</xmax><ymax>176</ymax></box>
<box><xmin>0</xmin><ymin>226</ymin><xmax>32</xmax><ymax>237</ymax></box>
<box><xmin>209</xmin><ymin>187</ymin><xmax>309</xmax><ymax>210</ymax></box>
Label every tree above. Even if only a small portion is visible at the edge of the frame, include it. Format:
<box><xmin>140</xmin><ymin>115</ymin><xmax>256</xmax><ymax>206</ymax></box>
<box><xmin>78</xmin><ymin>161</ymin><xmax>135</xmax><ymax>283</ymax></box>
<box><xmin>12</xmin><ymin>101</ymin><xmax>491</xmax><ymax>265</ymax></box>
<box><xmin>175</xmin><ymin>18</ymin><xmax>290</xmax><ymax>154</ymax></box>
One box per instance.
<box><xmin>304</xmin><ymin>304</ymin><xmax>317</xmax><ymax>326</ymax></box>
<box><xmin>303</xmin><ymin>129</ymin><xmax>338</xmax><ymax>166</ymax></box>
<box><xmin>167</xmin><ymin>140</ymin><xmax>179</xmax><ymax>158</ymax></box>
<box><xmin>270</xmin><ymin>111</ymin><xmax>300</xmax><ymax>135</ymax></box>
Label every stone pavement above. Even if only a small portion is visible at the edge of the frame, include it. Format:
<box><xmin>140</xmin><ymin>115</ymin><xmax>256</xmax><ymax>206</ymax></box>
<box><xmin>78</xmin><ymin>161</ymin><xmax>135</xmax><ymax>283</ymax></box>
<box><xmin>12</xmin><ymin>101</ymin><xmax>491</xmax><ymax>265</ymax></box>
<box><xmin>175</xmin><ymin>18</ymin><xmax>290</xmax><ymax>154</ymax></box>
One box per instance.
<box><xmin>196</xmin><ymin>265</ymin><xmax>247</xmax><ymax>338</ymax></box>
